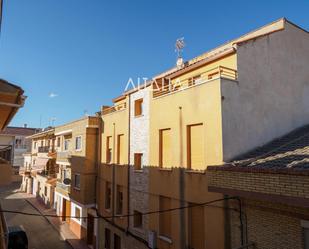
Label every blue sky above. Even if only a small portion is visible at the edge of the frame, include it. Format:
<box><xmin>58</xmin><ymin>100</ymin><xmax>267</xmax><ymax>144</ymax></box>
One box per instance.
<box><xmin>1</xmin><ymin>0</ymin><xmax>308</xmax><ymax>128</ymax></box>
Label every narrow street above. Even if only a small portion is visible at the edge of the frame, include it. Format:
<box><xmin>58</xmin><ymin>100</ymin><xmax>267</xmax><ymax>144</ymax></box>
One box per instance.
<box><xmin>0</xmin><ymin>183</ymin><xmax>71</xmax><ymax>249</ymax></box>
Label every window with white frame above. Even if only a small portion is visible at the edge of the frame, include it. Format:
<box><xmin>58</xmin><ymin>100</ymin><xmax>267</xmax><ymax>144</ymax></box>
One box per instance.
<box><xmin>75</xmin><ymin>206</ymin><xmax>81</xmax><ymax>222</ymax></box>
<box><xmin>64</xmin><ymin>139</ymin><xmax>70</xmax><ymax>151</ymax></box>
<box><xmin>75</xmin><ymin>136</ymin><xmax>82</xmax><ymax>151</ymax></box>
<box><xmin>57</xmin><ymin>137</ymin><xmax>61</xmax><ymax>147</ymax></box>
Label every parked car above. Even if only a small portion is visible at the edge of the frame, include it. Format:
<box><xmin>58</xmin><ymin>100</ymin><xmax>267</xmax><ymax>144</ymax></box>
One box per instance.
<box><xmin>7</xmin><ymin>226</ymin><xmax>28</xmax><ymax>249</ymax></box>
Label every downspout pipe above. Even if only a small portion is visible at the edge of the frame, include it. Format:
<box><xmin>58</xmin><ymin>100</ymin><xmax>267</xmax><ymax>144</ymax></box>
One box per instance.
<box><xmin>235</xmin><ymin>197</ymin><xmax>245</xmax><ymax>247</ymax></box>
<box><xmin>95</xmin><ymin>113</ymin><xmax>102</xmax><ymax>249</ymax></box>
<box><xmin>127</xmin><ymin>95</ymin><xmax>131</xmax><ymax>232</ymax></box>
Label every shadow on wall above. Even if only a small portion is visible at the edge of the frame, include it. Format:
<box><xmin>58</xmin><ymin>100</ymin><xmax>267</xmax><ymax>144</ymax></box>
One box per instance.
<box><xmin>0</xmin><ymin>160</ymin><xmax>12</xmax><ymax>186</ymax></box>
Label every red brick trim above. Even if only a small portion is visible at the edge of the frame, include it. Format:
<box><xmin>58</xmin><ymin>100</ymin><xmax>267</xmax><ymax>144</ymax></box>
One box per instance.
<box><xmin>207</xmin><ymin>165</ymin><xmax>309</xmax><ymax>176</ymax></box>
<box><xmin>208</xmin><ymin>186</ymin><xmax>309</xmax><ymax>208</ymax></box>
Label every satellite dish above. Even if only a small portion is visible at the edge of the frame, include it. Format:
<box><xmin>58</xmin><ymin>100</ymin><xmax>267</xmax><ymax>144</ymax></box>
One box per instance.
<box><xmin>63</xmin><ymin>178</ymin><xmax>71</xmax><ymax>185</ymax></box>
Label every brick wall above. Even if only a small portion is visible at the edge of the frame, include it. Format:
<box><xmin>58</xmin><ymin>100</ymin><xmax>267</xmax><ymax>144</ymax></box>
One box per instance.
<box><xmin>229</xmin><ymin>199</ymin><xmax>307</xmax><ymax>249</ymax></box>
<box><xmin>129</xmin><ymin>166</ymin><xmax>150</xmax><ymax>241</ymax></box>
<box><xmin>207</xmin><ymin>168</ymin><xmax>309</xmax><ymax>199</ymax></box>
<box><xmin>207</xmin><ymin>168</ymin><xmax>309</xmax><ymax>249</ymax></box>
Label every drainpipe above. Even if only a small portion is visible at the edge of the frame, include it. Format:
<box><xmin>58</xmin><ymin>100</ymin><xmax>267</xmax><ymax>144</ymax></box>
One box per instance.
<box><xmin>178</xmin><ymin>106</ymin><xmax>186</xmax><ymax>249</ymax></box>
<box><xmin>235</xmin><ymin>197</ymin><xmax>245</xmax><ymax>247</ymax></box>
<box><xmin>112</xmin><ymin>123</ymin><xmax>116</xmax><ymax>223</ymax></box>
<box><xmin>127</xmin><ymin>95</ymin><xmax>131</xmax><ymax>232</ymax></box>
<box><xmin>95</xmin><ymin>113</ymin><xmax>102</xmax><ymax>249</ymax></box>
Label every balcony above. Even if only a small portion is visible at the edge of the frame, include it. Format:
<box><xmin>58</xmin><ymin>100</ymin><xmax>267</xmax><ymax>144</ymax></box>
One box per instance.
<box><xmin>102</xmin><ymin>102</ymin><xmax>126</xmax><ymax>115</ymax></box>
<box><xmin>56</xmin><ymin>151</ymin><xmax>71</xmax><ymax>164</ymax></box>
<box><xmin>37</xmin><ymin>170</ymin><xmax>56</xmax><ymax>178</ymax></box>
<box><xmin>38</xmin><ymin>146</ymin><xmax>54</xmax><ymax>153</ymax></box>
<box><xmin>56</xmin><ymin>180</ymin><xmax>71</xmax><ymax>193</ymax></box>
<box><xmin>153</xmin><ymin>66</ymin><xmax>237</xmax><ymax>98</ymax></box>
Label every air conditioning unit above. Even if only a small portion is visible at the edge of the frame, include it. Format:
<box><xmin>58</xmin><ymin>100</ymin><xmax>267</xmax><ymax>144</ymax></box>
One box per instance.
<box><xmin>148</xmin><ymin>230</ymin><xmax>157</xmax><ymax>249</ymax></box>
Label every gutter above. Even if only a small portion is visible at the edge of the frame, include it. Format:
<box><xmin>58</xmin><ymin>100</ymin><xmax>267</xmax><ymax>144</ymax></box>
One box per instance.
<box><xmin>127</xmin><ymin>94</ymin><xmax>131</xmax><ymax>232</ymax></box>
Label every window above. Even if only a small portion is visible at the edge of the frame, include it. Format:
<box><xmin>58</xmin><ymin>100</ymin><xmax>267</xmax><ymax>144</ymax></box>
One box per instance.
<box><xmin>74</xmin><ymin>174</ymin><xmax>81</xmax><ymax>189</ymax></box>
<box><xmin>15</xmin><ymin>138</ymin><xmax>22</xmax><ymax>148</ymax></box>
<box><xmin>117</xmin><ymin>135</ymin><xmax>124</xmax><ymax>164</ymax></box>
<box><xmin>114</xmin><ymin>234</ymin><xmax>121</xmax><ymax>249</ymax></box>
<box><xmin>75</xmin><ymin>136</ymin><xmax>82</xmax><ymax>151</ymax></box>
<box><xmin>57</xmin><ymin>137</ymin><xmax>61</xmax><ymax>147</ymax></box>
<box><xmin>34</xmin><ymin>142</ymin><xmax>37</xmax><ymax>150</ymax></box>
<box><xmin>134</xmin><ymin>98</ymin><xmax>143</xmax><ymax>116</ymax></box>
<box><xmin>75</xmin><ymin>207</ymin><xmax>81</xmax><ymax>222</ymax></box>
<box><xmin>159</xmin><ymin>196</ymin><xmax>171</xmax><ymax>238</ymax></box>
<box><xmin>133</xmin><ymin>210</ymin><xmax>143</xmax><ymax>228</ymax></box>
<box><xmin>106</xmin><ymin>136</ymin><xmax>112</xmax><ymax>164</ymax></box>
<box><xmin>40</xmin><ymin>140</ymin><xmax>43</xmax><ymax>147</ymax></box>
<box><xmin>105</xmin><ymin>182</ymin><xmax>111</xmax><ymax>210</ymax></box>
<box><xmin>159</xmin><ymin>129</ymin><xmax>171</xmax><ymax>168</ymax></box>
<box><xmin>187</xmin><ymin>123</ymin><xmax>204</xmax><ymax>170</ymax></box>
<box><xmin>105</xmin><ymin>228</ymin><xmax>111</xmax><ymax>249</ymax></box>
<box><xmin>116</xmin><ymin>185</ymin><xmax>123</xmax><ymax>215</ymax></box>
<box><xmin>44</xmin><ymin>186</ymin><xmax>47</xmax><ymax>196</ymax></box>
<box><xmin>64</xmin><ymin>139</ymin><xmax>70</xmax><ymax>151</ymax></box>
<box><xmin>188</xmin><ymin>204</ymin><xmax>205</xmax><ymax>249</ymax></box>
<box><xmin>134</xmin><ymin>153</ymin><xmax>143</xmax><ymax>170</ymax></box>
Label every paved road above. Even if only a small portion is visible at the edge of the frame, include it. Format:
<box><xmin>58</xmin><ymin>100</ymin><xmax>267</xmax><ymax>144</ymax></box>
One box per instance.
<box><xmin>0</xmin><ymin>183</ymin><xmax>71</xmax><ymax>249</ymax></box>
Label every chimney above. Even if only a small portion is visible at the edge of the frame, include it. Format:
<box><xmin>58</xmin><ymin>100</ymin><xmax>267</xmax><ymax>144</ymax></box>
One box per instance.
<box><xmin>24</xmin><ymin>124</ymin><xmax>27</xmax><ymax>128</ymax></box>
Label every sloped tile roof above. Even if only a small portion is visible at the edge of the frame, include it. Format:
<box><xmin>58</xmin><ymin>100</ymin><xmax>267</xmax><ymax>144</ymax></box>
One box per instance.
<box><xmin>230</xmin><ymin>125</ymin><xmax>309</xmax><ymax>170</ymax></box>
<box><xmin>0</xmin><ymin>126</ymin><xmax>40</xmax><ymax>136</ymax></box>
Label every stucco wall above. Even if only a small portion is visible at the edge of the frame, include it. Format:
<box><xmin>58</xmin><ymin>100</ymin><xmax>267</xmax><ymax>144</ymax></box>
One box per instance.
<box><xmin>101</xmin><ymin>98</ymin><xmax>129</xmax><ymax>164</ymax></box>
<box><xmin>0</xmin><ymin>163</ymin><xmax>12</xmax><ymax>186</ymax></box>
<box><xmin>222</xmin><ymin>22</ymin><xmax>309</xmax><ymax>161</ymax></box>
<box><xmin>149</xmin><ymin>78</ymin><xmax>224</xmax><ymax>167</ymax></box>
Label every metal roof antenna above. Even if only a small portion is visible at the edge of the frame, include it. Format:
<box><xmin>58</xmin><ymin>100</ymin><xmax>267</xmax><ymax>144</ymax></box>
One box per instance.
<box><xmin>175</xmin><ymin>37</ymin><xmax>185</xmax><ymax>69</ymax></box>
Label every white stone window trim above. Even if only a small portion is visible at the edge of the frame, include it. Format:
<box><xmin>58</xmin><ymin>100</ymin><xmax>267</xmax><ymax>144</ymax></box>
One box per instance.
<box><xmin>71</xmin><ymin>203</ymin><xmax>82</xmax><ymax>225</ymax></box>
<box><xmin>63</xmin><ymin>139</ymin><xmax>70</xmax><ymax>151</ymax></box>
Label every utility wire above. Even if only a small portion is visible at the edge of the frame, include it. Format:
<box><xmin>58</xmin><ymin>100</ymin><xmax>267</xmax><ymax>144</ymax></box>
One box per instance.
<box><xmin>0</xmin><ymin>196</ymin><xmax>238</xmax><ymax>220</ymax></box>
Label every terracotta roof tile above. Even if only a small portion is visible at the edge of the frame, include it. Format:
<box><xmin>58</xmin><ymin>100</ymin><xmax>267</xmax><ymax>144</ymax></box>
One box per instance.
<box><xmin>0</xmin><ymin>126</ymin><xmax>40</xmax><ymax>136</ymax></box>
<box><xmin>230</xmin><ymin>125</ymin><xmax>309</xmax><ymax>170</ymax></box>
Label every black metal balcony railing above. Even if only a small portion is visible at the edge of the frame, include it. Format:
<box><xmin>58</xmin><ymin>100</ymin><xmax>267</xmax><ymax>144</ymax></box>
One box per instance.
<box><xmin>38</xmin><ymin>146</ymin><xmax>54</xmax><ymax>153</ymax></box>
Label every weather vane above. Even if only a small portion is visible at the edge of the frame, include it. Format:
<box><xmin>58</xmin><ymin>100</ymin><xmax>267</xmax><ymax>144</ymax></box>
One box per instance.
<box><xmin>175</xmin><ymin>37</ymin><xmax>185</xmax><ymax>58</ymax></box>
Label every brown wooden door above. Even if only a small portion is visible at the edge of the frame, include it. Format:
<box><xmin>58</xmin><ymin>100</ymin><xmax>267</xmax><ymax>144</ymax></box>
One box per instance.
<box><xmin>87</xmin><ymin>214</ymin><xmax>94</xmax><ymax>245</ymax></box>
<box><xmin>62</xmin><ymin>199</ymin><xmax>66</xmax><ymax>221</ymax></box>
<box><xmin>65</xmin><ymin>200</ymin><xmax>71</xmax><ymax>223</ymax></box>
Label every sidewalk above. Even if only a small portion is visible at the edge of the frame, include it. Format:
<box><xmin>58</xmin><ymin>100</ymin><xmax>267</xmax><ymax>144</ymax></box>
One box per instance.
<box><xmin>25</xmin><ymin>195</ymin><xmax>89</xmax><ymax>249</ymax></box>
